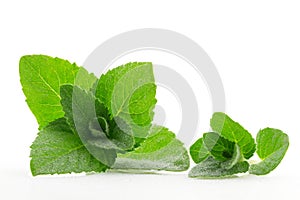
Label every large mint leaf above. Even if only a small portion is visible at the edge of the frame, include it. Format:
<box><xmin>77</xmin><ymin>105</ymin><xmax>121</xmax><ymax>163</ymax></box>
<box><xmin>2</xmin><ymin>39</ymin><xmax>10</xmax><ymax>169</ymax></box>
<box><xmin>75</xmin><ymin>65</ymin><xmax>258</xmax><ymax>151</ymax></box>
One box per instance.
<box><xmin>249</xmin><ymin>128</ymin><xmax>289</xmax><ymax>175</ymax></box>
<box><xmin>112</xmin><ymin>125</ymin><xmax>190</xmax><ymax>171</ymax></box>
<box><xmin>96</xmin><ymin>62</ymin><xmax>157</xmax><ymax>141</ymax></box>
<box><xmin>19</xmin><ymin>55</ymin><xmax>97</xmax><ymax>129</ymax></box>
<box><xmin>30</xmin><ymin>118</ymin><xmax>107</xmax><ymax>176</ymax></box>
<box><xmin>188</xmin><ymin>157</ymin><xmax>249</xmax><ymax>178</ymax></box>
<box><xmin>210</xmin><ymin>112</ymin><xmax>256</xmax><ymax>159</ymax></box>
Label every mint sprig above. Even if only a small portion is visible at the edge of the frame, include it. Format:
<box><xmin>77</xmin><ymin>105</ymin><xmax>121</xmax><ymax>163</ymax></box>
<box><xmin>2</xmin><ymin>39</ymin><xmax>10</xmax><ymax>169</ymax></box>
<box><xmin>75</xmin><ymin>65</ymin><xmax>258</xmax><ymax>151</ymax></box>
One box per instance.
<box><xmin>20</xmin><ymin>55</ymin><xmax>189</xmax><ymax>176</ymax></box>
<box><xmin>189</xmin><ymin>112</ymin><xmax>289</xmax><ymax>178</ymax></box>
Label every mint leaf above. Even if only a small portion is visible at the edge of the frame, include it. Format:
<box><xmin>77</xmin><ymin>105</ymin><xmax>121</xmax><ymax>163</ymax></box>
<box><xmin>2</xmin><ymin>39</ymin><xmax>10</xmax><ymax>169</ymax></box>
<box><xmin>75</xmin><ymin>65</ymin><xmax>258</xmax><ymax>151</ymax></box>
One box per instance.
<box><xmin>202</xmin><ymin>132</ymin><xmax>235</xmax><ymax>161</ymax></box>
<box><xmin>30</xmin><ymin>118</ymin><xmax>107</xmax><ymax>176</ymax></box>
<box><xmin>112</xmin><ymin>125</ymin><xmax>190</xmax><ymax>171</ymax></box>
<box><xmin>249</xmin><ymin>128</ymin><xmax>289</xmax><ymax>175</ymax></box>
<box><xmin>96</xmin><ymin>62</ymin><xmax>157</xmax><ymax>141</ymax></box>
<box><xmin>190</xmin><ymin>138</ymin><xmax>209</xmax><ymax>163</ymax></box>
<box><xmin>19</xmin><ymin>55</ymin><xmax>97</xmax><ymax>129</ymax></box>
<box><xmin>189</xmin><ymin>132</ymin><xmax>235</xmax><ymax>164</ymax></box>
<box><xmin>210</xmin><ymin>112</ymin><xmax>256</xmax><ymax>159</ymax></box>
<box><xmin>188</xmin><ymin>157</ymin><xmax>249</xmax><ymax>178</ymax></box>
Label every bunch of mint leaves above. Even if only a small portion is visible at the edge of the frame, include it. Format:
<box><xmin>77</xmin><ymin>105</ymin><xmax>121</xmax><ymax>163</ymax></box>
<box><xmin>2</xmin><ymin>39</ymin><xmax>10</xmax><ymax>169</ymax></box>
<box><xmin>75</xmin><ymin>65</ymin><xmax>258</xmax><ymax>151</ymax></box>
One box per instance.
<box><xmin>20</xmin><ymin>55</ymin><xmax>289</xmax><ymax>178</ymax></box>
<box><xmin>189</xmin><ymin>112</ymin><xmax>289</xmax><ymax>178</ymax></box>
<box><xmin>19</xmin><ymin>55</ymin><xmax>190</xmax><ymax>176</ymax></box>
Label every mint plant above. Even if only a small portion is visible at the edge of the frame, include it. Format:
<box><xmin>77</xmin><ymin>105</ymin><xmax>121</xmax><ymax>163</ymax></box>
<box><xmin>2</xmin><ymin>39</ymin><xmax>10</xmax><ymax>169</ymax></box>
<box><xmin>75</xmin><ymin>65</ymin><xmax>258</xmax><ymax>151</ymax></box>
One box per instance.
<box><xmin>20</xmin><ymin>55</ymin><xmax>288</xmax><ymax>178</ymax></box>
<box><xmin>20</xmin><ymin>55</ymin><xmax>189</xmax><ymax>176</ymax></box>
<box><xmin>189</xmin><ymin>112</ymin><xmax>289</xmax><ymax>178</ymax></box>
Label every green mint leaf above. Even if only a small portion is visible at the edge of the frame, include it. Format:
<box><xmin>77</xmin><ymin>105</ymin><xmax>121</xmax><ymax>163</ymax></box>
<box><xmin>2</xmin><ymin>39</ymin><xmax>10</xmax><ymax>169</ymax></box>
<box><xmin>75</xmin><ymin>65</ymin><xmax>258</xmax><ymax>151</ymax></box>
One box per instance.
<box><xmin>190</xmin><ymin>138</ymin><xmax>209</xmax><ymax>163</ymax></box>
<box><xmin>30</xmin><ymin>118</ymin><xmax>107</xmax><ymax>176</ymax></box>
<box><xmin>202</xmin><ymin>132</ymin><xmax>235</xmax><ymax>161</ymax></box>
<box><xmin>249</xmin><ymin>128</ymin><xmax>289</xmax><ymax>175</ymax></box>
<box><xmin>188</xmin><ymin>157</ymin><xmax>249</xmax><ymax>178</ymax></box>
<box><xmin>112</xmin><ymin>125</ymin><xmax>190</xmax><ymax>171</ymax></box>
<box><xmin>210</xmin><ymin>112</ymin><xmax>256</xmax><ymax>159</ymax></box>
<box><xmin>20</xmin><ymin>55</ymin><xmax>97</xmax><ymax>129</ymax></box>
<box><xmin>189</xmin><ymin>132</ymin><xmax>235</xmax><ymax>163</ymax></box>
<box><xmin>96</xmin><ymin>62</ymin><xmax>157</xmax><ymax>141</ymax></box>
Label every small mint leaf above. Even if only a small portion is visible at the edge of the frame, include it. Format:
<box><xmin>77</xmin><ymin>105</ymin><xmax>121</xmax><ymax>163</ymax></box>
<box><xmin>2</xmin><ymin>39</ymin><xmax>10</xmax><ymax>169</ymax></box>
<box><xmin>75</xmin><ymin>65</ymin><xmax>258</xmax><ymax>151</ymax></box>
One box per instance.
<box><xmin>210</xmin><ymin>112</ymin><xmax>256</xmax><ymax>159</ymax></box>
<box><xmin>189</xmin><ymin>132</ymin><xmax>235</xmax><ymax>163</ymax></box>
<box><xmin>202</xmin><ymin>132</ymin><xmax>235</xmax><ymax>161</ymax></box>
<box><xmin>249</xmin><ymin>128</ymin><xmax>289</xmax><ymax>175</ymax></box>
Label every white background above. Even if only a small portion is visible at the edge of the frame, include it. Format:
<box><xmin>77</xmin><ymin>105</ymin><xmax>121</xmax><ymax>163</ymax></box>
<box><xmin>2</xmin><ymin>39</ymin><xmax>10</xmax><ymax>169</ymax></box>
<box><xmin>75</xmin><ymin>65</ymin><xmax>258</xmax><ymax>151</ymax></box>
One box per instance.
<box><xmin>1</xmin><ymin>0</ymin><xmax>300</xmax><ymax>199</ymax></box>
